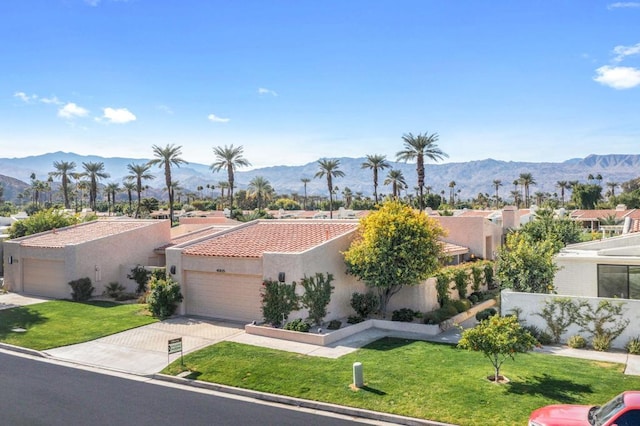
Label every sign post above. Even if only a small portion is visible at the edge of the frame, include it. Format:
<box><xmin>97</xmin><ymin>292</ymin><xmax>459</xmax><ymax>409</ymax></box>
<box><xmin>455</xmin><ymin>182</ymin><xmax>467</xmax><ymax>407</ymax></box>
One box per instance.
<box><xmin>168</xmin><ymin>337</ymin><xmax>183</xmax><ymax>366</ymax></box>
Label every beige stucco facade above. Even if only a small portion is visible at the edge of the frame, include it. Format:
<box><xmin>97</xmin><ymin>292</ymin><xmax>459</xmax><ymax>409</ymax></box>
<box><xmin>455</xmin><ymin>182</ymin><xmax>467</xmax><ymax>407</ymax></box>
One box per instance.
<box><xmin>434</xmin><ymin>216</ymin><xmax>504</xmax><ymax>260</ymax></box>
<box><xmin>3</xmin><ymin>219</ymin><xmax>171</xmax><ymax>298</ymax></box>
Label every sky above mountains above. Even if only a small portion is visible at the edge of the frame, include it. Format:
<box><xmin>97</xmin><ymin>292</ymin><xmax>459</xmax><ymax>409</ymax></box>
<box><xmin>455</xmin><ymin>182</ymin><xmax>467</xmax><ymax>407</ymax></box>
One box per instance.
<box><xmin>2</xmin><ymin>1</ymin><xmax>639</xmax><ymax>169</ymax></box>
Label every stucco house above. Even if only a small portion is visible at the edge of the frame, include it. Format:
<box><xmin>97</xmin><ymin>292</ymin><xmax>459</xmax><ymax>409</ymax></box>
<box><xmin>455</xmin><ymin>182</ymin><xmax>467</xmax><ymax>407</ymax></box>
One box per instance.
<box><xmin>3</xmin><ymin>219</ymin><xmax>171</xmax><ymax>298</ymax></box>
<box><xmin>554</xmin><ymin>232</ymin><xmax>640</xmax><ymax>299</ymax></box>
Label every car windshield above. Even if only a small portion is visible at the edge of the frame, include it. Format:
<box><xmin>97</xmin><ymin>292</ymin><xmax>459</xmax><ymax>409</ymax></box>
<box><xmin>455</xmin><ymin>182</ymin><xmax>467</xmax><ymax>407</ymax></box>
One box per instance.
<box><xmin>592</xmin><ymin>394</ymin><xmax>625</xmax><ymax>426</ymax></box>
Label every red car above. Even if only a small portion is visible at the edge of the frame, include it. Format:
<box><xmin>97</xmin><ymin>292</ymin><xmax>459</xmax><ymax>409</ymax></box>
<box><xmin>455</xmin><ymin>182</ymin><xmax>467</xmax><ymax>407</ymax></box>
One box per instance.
<box><xmin>528</xmin><ymin>391</ymin><xmax>640</xmax><ymax>426</ymax></box>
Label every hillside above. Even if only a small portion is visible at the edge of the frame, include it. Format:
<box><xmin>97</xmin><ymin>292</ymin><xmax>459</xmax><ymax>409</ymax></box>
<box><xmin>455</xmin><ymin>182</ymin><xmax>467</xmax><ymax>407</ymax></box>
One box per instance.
<box><xmin>1</xmin><ymin>152</ymin><xmax>639</xmax><ymax>203</ymax></box>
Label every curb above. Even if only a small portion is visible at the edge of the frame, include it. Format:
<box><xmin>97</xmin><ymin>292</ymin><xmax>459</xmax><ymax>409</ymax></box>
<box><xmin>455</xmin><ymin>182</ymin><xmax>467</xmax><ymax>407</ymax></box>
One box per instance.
<box><xmin>0</xmin><ymin>342</ymin><xmax>47</xmax><ymax>358</ymax></box>
<box><xmin>153</xmin><ymin>373</ymin><xmax>455</xmax><ymax>426</ymax></box>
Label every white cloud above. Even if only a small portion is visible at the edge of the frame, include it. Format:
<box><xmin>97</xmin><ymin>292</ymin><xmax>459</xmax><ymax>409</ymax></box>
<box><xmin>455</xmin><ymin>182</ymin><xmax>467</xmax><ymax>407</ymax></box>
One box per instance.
<box><xmin>101</xmin><ymin>107</ymin><xmax>136</xmax><ymax>124</ymax></box>
<box><xmin>40</xmin><ymin>96</ymin><xmax>62</xmax><ymax>105</ymax></box>
<box><xmin>607</xmin><ymin>2</ymin><xmax>640</xmax><ymax>9</ymax></box>
<box><xmin>593</xmin><ymin>65</ymin><xmax>640</xmax><ymax>89</ymax></box>
<box><xmin>613</xmin><ymin>42</ymin><xmax>640</xmax><ymax>62</ymax></box>
<box><xmin>14</xmin><ymin>91</ymin><xmax>35</xmax><ymax>103</ymax></box>
<box><xmin>58</xmin><ymin>102</ymin><xmax>89</xmax><ymax>119</ymax></box>
<box><xmin>258</xmin><ymin>87</ymin><xmax>278</xmax><ymax>96</ymax></box>
<box><xmin>207</xmin><ymin>113</ymin><xmax>230</xmax><ymax>123</ymax></box>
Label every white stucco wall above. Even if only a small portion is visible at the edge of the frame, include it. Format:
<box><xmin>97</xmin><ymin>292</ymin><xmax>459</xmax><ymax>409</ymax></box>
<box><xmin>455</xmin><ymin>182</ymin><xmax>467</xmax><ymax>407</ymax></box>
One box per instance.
<box><xmin>435</xmin><ymin>216</ymin><xmax>503</xmax><ymax>260</ymax></box>
<box><xmin>501</xmin><ymin>290</ymin><xmax>640</xmax><ymax>349</ymax></box>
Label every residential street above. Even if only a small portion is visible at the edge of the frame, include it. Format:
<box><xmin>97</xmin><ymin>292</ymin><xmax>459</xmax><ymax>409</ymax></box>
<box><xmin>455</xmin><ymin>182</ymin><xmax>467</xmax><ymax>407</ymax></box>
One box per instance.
<box><xmin>0</xmin><ymin>351</ymin><xmax>391</xmax><ymax>426</ymax></box>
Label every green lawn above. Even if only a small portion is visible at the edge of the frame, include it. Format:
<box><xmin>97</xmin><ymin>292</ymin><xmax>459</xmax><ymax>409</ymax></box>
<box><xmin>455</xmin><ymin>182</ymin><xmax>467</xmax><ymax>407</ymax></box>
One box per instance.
<box><xmin>0</xmin><ymin>300</ymin><xmax>157</xmax><ymax>350</ymax></box>
<box><xmin>163</xmin><ymin>337</ymin><xmax>640</xmax><ymax>426</ymax></box>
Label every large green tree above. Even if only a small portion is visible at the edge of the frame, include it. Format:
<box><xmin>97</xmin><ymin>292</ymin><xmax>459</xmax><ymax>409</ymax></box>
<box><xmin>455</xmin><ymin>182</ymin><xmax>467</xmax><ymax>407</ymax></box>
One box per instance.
<box><xmin>126</xmin><ymin>162</ymin><xmax>155</xmax><ymax>218</ymax></box>
<box><xmin>518</xmin><ymin>208</ymin><xmax>582</xmax><ymax>250</ymax></box>
<box><xmin>50</xmin><ymin>160</ymin><xmax>76</xmax><ymax>209</ymax></box>
<box><xmin>571</xmin><ymin>183</ymin><xmax>602</xmax><ymax>209</ymax></box>
<box><xmin>149</xmin><ymin>144</ymin><xmax>187</xmax><ymax>224</ymax></box>
<box><xmin>396</xmin><ymin>132</ymin><xmax>448</xmax><ymax>211</ymax></box>
<box><xmin>315</xmin><ymin>159</ymin><xmax>345</xmax><ymax>219</ymax></box>
<box><xmin>247</xmin><ymin>176</ymin><xmax>274</xmax><ymax>210</ymax></box>
<box><xmin>210</xmin><ymin>144</ymin><xmax>251</xmax><ymax>208</ymax></box>
<box><xmin>7</xmin><ymin>209</ymin><xmax>92</xmax><ymax>239</ymax></box>
<box><xmin>343</xmin><ymin>200</ymin><xmax>445</xmax><ymax>314</ymax></box>
<box><xmin>361</xmin><ymin>154</ymin><xmax>390</xmax><ymax>204</ymax></box>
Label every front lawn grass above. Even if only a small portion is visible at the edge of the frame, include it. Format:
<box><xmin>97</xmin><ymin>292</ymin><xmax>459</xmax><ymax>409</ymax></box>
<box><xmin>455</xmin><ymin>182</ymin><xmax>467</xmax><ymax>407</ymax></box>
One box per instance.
<box><xmin>163</xmin><ymin>337</ymin><xmax>640</xmax><ymax>426</ymax></box>
<box><xmin>0</xmin><ymin>300</ymin><xmax>157</xmax><ymax>350</ymax></box>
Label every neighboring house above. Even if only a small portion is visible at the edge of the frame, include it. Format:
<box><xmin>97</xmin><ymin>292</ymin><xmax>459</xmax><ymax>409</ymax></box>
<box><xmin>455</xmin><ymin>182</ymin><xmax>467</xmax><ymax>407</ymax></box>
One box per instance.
<box><xmin>433</xmin><ymin>214</ymin><xmax>506</xmax><ymax>261</ymax></box>
<box><xmin>166</xmin><ymin>220</ymin><xmax>364</xmax><ymax>323</ymax></box>
<box><xmin>3</xmin><ymin>219</ymin><xmax>171</xmax><ymax>298</ymax></box>
<box><xmin>554</xmin><ymin>232</ymin><xmax>640</xmax><ymax>299</ymax></box>
<box><xmin>570</xmin><ymin>205</ymin><xmax>640</xmax><ymax>234</ymax></box>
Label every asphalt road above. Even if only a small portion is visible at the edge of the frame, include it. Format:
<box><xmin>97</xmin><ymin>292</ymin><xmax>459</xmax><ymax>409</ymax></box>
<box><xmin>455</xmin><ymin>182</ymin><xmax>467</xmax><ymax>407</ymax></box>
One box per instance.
<box><xmin>0</xmin><ymin>350</ymin><xmax>388</xmax><ymax>426</ymax></box>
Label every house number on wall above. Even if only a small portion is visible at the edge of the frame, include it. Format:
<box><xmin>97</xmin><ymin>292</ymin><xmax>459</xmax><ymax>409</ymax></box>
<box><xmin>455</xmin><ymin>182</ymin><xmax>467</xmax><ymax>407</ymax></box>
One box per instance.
<box><xmin>216</xmin><ymin>268</ymin><xmax>226</xmax><ymax>273</ymax></box>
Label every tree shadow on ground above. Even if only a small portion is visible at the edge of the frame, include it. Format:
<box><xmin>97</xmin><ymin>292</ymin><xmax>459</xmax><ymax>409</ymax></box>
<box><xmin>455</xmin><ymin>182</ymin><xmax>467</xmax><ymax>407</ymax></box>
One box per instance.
<box><xmin>365</xmin><ymin>336</ymin><xmax>450</xmax><ymax>352</ymax></box>
<box><xmin>0</xmin><ymin>306</ymin><xmax>47</xmax><ymax>339</ymax></box>
<box><xmin>507</xmin><ymin>373</ymin><xmax>593</xmax><ymax>403</ymax></box>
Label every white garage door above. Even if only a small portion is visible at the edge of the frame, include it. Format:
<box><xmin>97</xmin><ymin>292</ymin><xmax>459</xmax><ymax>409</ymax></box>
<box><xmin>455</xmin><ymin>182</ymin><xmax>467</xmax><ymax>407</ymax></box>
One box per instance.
<box><xmin>184</xmin><ymin>271</ymin><xmax>263</xmax><ymax>323</ymax></box>
<box><xmin>23</xmin><ymin>258</ymin><xmax>67</xmax><ymax>298</ymax></box>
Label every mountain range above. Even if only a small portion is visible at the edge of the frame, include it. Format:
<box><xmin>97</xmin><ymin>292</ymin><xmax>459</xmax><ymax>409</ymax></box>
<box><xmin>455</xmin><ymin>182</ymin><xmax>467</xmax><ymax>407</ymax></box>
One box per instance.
<box><xmin>1</xmin><ymin>152</ymin><xmax>639</xmax><ymax>204</ymax></box>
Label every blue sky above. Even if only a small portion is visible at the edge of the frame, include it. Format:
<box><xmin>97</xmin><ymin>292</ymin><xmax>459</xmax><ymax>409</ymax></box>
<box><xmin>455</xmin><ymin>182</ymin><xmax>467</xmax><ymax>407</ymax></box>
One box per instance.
<box><xmin>1</xmin><ymin>0</ymin><xmax>639</xmax><ymax>169</ymax></box>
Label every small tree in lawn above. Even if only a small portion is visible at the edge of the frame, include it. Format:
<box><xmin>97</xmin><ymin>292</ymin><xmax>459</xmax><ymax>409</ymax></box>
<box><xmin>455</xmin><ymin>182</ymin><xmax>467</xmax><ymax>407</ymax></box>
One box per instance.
<box><xmin>343</xmin><ymin>200</ymin><xmax>445</xmax><ymax>316</ymax></box>
<box><xmin>300</xmin><ymin>272</ymin><xmax>334</xmax><ymax>326</ymax></box>
<box><xmin>457</xmin><ymin>315</ymin><xmax>537</xmax><ymax>383</ymax></box>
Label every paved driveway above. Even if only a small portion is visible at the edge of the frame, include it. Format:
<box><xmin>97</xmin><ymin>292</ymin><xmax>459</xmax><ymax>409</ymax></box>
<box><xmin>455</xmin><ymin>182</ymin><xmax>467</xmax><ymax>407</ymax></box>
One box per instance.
<box><xmin>0</xmin><ymin>292</ymin><xmax>50</xmax><ymax>310</ymax></box>
<box><xmin>45</xmin><ymin>317</ymin><xmax>245</xmax><ymax>375</ymax></box>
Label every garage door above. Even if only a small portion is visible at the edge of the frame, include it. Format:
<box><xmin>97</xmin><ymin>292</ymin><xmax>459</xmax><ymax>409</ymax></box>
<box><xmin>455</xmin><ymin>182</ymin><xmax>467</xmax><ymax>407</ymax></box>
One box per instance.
<box><xmin>184</xmin><ymin>271</ymin><xmax>263</xmax><ymax>323</ymax></box>
<box><xmin>23</xmin><ymin>258</ymin><xmax>67</xmax><ymax>298</ymax></box>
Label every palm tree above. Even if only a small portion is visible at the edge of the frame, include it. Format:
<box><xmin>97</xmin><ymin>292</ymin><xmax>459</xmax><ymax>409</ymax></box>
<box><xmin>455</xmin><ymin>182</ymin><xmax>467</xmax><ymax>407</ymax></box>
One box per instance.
<box><xmin>492</xmin><ymin>179</ymin><xmax>502</xmax><ymax>207</ymax></box>
<box><xmin>384</xmin><ymin>169</ymin><xmax>406</xmax><ymax>199</ymax></box>
<box><xmin>247</xmin><ymin>176</ymin><xmax>273</xmax><ymax>210</ymax></box>
<box><xmin>50</xmin><ymin>160</ymin><xmax>76</xmax><ymax>209</ymax></box>
<box><xmin>149</xmin><ymin>144</ymin><xmax>187</xmax><ymax>224</ymax></box>
<box><xmin>518</xmin><ymin>173</ymin><xmax>536</xmax><ymax>208</ymax></box>
<box><xmin>126</xmin><ymin>162</ymin><xmax>155</xmax><ymax>218</ymax></box>
<box><xmin>300</xmin><ymin>177</ymin><xmax>311</xmax><ymax>210</ymax></box>
<box><xmin>121</xmin><ymin>181</ymin><xmax>136</xmax><ymax>215</ymax></box>
<box><xmin>448</xmin><ymin>181</ymin><xmax>456</xmax><ymax>205</ymax></box>
<box><xmin>105</xmin><ymin>182</ymin><xmax>120</xmax><ymax>216</ymax></box>
<box><xmin>210</xmin><ymin>145</ymin><xmax>251</xmax><ymax>208</ymax></box>
<box><xmin>606</xmin><ymin>182</ymin><xmax>619</xmax><ymax>199</ymax></box>
<box><xmin>218</xmin><ymin>181</ymin><xmax>230</xmax><ymax>203</ymax></box>
<box><xmin>342</xmin><ymin>187</ymin><xmax>353</xmax><ymax>208</ymax></box>
<box><xmin>510</xmin><ymin>190</ymin><xmax>521</xmax><ymax>207</ymax></box>
<box><xmin>556</xmin><ymin>181</ymin><xmax>568</xmax><ymax>206</ymax></box>
<box><xmin>361</xmin><ymin>154</ymin><xmax>390</xmax><ymax>204</ymax></box>
<box><xmin>396</xmin><ymin>132</ymin><xmax>448</xmax><ymax>211</ymax></box>
<box><xmin>315</xmin><ymin>159</ymin><xmax>345</xmax><ymax>219</ymax></box>
<box><xmin>82</xmin><ymin>161</ymin><xmax>110</xmax><ymax>211</ymax></box>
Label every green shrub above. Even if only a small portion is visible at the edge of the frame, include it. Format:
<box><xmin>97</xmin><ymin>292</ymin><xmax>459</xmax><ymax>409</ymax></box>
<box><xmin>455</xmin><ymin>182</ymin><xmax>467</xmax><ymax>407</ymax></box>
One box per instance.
<box><xmin>524</xmin><ymin>325</ymin><xmax>554</xmax><ymax>345</ymax></box>
<box><xmin>567</xmin><ymin>335</ymin><xmax>587</xmax><ymax>349</ymax></box>
<box><xmin>350</xmin><ymin>292</ymin><xmax>378</xmax><ymax>319</ymax></box>
<box><xmin>128</xmin><ymin>265</ymin><xmax>151</xmax><ymax>294</ymax></box>
<box><xmin>468</xmin><ymin>294</ymin><xmax>479</xmax><ymax>305</ymax></box>
<box><xmin>300</xmin><ymin>272</ymin><xmax>334</xmax><ymax>326</ymax></box>
<box><xmin>284</xmin><ymin>318</ymin><xmax>311</xmax><ymax>332</ymax></box>
<box><xmin>442</xmin><ymin>302</ymin><xmax>459</xmax><ymax>318</ymax></box>
<box><xmin>423</xmin><ymin>311</ymin><xmax>441</xmax><ymax>325</ymax></box>
<box><xmin>347</xmin><ymin>315</ymin><xmax>364</xmax><ymax>324</ymax></box>
<box><xmin>475</xmin><ymin>308</ymin><xmax>497</xmax><ymax>322</ymax></box>
<box><xmin>592</xmin><ymin>334</ymin><xmax>613</xmax><ymax>352</ymax></box>
<box><xmin>483</xmin><ymin>262</ymin><xmax>495</xmax><ymax>287</ymax></box>
<box><xmin>392</xmin><ymin>308</ymin><xmax>418</xmax><ymax>322</ymax></box>
<box><xmin>453</xmin><ymin>268</ymin><xmax>469</xmax><ymax>299</ymax></box>
<box><xmin>471</xmin><ymin>265</ymin><xmax>484</xmax><ymax>292</ymax></box>
<box><xmin>451</xmin><ymin>299</ymin><xmax>471</xmax><ymax>313</ymax></box>
<box><xmin>435</xmin><ymin>271</ymin><xmax>452</xmax><ymax>308</ymax></box>
<box><xmin>327</xmin><ymin>319</ymin><xmax>342</xmax><ymax>330</ymax></box>
<box><xmin>147</xmin><ymin>276</ymin><xmax>184</xmax><ymax>319</ymax></box>
<box><xmin>68</xmin><ymin>277</ymin><xmax>94</xmax><ymax>301</ymax></box>
<box><xmin>625</xmin><ymin>336</ymin><xmax>640</xmax><ymax>355</ymax></box>
<box><xmin>261</xmin><ymin>279</ymin><xmax>300</xmax><ymax>327</ymax></box>
<box><xmin>104</xmin><ymin>281</ymin><xmax>126</xmax><ymax>298</ymax></box>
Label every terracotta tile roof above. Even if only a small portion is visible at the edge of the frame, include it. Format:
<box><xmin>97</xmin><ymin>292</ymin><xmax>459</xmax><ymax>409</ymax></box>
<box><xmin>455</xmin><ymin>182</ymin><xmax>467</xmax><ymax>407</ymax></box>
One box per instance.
<box><xmin>570</xmin><ymin>209</ymin><xmax>632</xmax><ymax>220</ymax></box>
<box><xmin>156</xmin><ymin>226</ymin><xmax>229</xmax><ymax>251</ymax></box>
<box><xmin>183</xmin><ymin>221</ymin><xmax>358</xmax><ymax>258</ymax></box>
<box><xmin>18</xmin><ymin>220</ymin><xmax>159</xmax><ymax>248</ymax></box>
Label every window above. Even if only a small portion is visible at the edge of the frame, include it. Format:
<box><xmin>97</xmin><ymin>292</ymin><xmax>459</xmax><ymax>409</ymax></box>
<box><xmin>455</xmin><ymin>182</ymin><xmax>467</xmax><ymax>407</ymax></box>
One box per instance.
<box><xmin>598</xmin><ymin>265</ymin><xmax>640</xmax><ymax>299</ymax></box>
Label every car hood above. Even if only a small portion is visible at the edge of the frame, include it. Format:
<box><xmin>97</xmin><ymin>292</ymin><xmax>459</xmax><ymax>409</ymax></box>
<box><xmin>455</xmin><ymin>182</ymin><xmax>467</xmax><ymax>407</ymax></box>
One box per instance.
<box><xmin>529</xmin><ymin>404</ymin><xmax>593</xmax><ymax>426</ymax></box>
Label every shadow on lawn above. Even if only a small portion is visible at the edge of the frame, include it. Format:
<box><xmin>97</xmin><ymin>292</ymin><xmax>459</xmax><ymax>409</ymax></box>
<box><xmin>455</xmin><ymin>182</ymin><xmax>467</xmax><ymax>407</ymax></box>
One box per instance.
<box><xmin>364</xmin><ymin>336</ymin><xmax>437</xmax><ymax>351</ymax></box>
<box><xmin>507</xmin><ymin>373</ymin><xmax>593</xmax><ymax>403</ymax></box>
<box><xmin>0</xmin><ymin>306</ymin><xmax>47</xmax><ymax>339</ymax></box>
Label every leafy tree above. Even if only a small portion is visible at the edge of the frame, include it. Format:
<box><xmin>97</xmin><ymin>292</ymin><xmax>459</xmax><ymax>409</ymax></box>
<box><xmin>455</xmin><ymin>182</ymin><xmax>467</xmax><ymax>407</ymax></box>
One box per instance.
<box><xmin>50</xmin><ymin>160</ymin><xmax>76</xmax><ymax>209</ymax></box>
<box><xmin>260</xmin><ymin>279</ymin><xmax>300</xmax><ymax>326</ymax></box>
<box><xmin>210</xmin><ymin>144</ymin><xmax>251</xmax><ymax>208</ymax></box>
<box><xmin>269</xmin><ymin>198</ymin><xmax>301</xmax><ymax>211</ymax></box>
<box><xmin>457</xmin><ymin>314</ymin><xmax>537</xmax><ymax>382</ymax></box>
<box><xmin>571</xmin><ymin>183</ymin><xmax>602</xmax><ymax>209</ymax></box>
<box><xmin>315</xmin><ymin>158</ymin><xmax>345</xmax><ymax>219</ymax></box>
<box><xmin>518</xmin><ymin>208</ymin><xmax>582</xmax><ymax>251</ymax></box>
<box><xmin>82</xmin><ymin>161</ymin><xmax>110</xmax><ymax>211</ymax></box>
<box><xmin>496</xmin><ymin>232</ymin><xmax>558</xmax><ymax>293</ymax></box>
<box><xmin>149</xmin><ymin>144</ymin><xmax>187</xmax><ymax>224</ymax></box>
<box><xmin>361</xmin><ymin>154</ymin><xmax>390</xmax><ymax>204</ymax></box>
<box><xmin>396</xmin><ymin>132</ymin><xmax>448</xmax><ymax>211</ymax></box>
<box><xmin>8</xmin><ymin>209</ymin><xmax>84</xmax><ymax>239</ymax></box>
<box><xmin>126</xmin><ymin>162</ymin><xmax>154</xmax><ymax>218</ymax></box>
<box><xmin>343</xmin><ymin>200</ymin><xmax>445</xmax><ymax>314</ymax></box>
<box><xmin>300</xmin><ymin>272</ymin><xmax>335</xmax><ymax>326</ymax></box>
